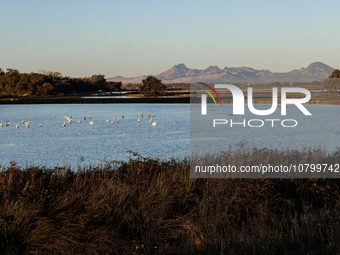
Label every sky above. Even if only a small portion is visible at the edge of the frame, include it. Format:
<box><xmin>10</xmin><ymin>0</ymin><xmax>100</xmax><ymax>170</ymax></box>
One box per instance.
<box><xmin>1</xmin><ymin>0</ymin><xmax>340</xmax><ymax>78</ymax></box>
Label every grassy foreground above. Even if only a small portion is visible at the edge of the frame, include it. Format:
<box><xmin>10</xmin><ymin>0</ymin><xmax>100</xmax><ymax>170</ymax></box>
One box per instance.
<box><xmin>1</xmin><ymin>149</ymin><xmax>340</xmax><ymax>254</ymax></box>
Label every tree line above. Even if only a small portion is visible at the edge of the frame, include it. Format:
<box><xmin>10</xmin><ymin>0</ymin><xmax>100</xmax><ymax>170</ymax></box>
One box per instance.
<box><xmin>0</xmin><ymin>68</ymin><xmax>122</xmax><ymax>97</ymax></box>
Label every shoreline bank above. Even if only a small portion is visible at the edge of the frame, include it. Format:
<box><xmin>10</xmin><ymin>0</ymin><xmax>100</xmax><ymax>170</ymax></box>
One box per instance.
<box><xmin>0</xmin><ymin>91</ymin><xmax>339</xmax><ymax>105</ymax></box>
<box><xmin>0</xmin><ymin>96</ymin><xmax>190</xmax><ymax>104</ymax></box>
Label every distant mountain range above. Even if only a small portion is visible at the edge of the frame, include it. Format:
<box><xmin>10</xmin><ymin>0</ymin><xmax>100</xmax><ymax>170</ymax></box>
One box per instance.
<box><xmin>107</xmin><ymin>62</ymin><xmax>334</xmax><ymax>84</ymax></box>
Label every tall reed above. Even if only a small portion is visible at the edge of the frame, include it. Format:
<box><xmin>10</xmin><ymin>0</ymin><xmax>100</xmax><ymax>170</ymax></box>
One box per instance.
<box><xmin>0</xmin><ymin>148</ymin><xmax>339</xmax><ymax>254</ymax></box>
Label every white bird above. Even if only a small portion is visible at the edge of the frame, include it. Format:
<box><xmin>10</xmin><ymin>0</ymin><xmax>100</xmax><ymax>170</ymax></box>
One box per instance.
<box><xmin>106</xmin><ymin>118</ymin><xmax>109</xmax><ymax>122</ymax></box>
<box><xmin>111</xmin><ymin>118</ymin><xmax>115</xmax><ymax>123</ymax></box>
<box><xmin>6</xmin><ymin>121</ymin><xmax>10</xmax><ymax>126</ymax></box>
<box><xmin>21</xmin><ymin>119</ymin><xmax>26</xmax><ymax>124</ymax></box>
<box><xmin>152</xmin><ymin>120</ymin><xmax>157</xmax><ymax>126</ymax></box>
<box><xmin>16</xmin><ymin>124</ymin><xmax>19</xmax><ymax>129</ymax></box>
<box><xmin>147</xmin><ymin>114</ymin><xmax>151</xmax><ymax>118</ymax></box>
<box><xmin>77</xmin><ymin>119</ymin><xmax>81</xmax><ymax>123</ymax></box>
<box><xmin>116</xmin><ymin>117</ymin><xmax>119</xmax><ymax>123</ymax></box>
<box><xmin>38</xmin><ymin>123</ymin><xmax>41</xmax><ymax>128</ymax></box>
<box><xmin>64</xmin><ymin>116</ymin><xmax>73</xmax><ymax>123</ymax></box>
<box><xmin>149</xmin><ymin>118</ymin><xmax>152</xmax><ymax>123</ymax></box>
<box><xmin>138</xmin><ymin>118</ymin><xmax>141</xmax><ymax>123</ymax></box>
<box><xmin>25</xmin><ymin>120</ymin><xmax>30</xmax><ymax>128</ymax></box>
<box><xmin>89</xmin><ymin>120</ymin><xmax>94</xmax><ymax>125</ymax></box>
<box><xmin>62</xmin><ymin>121</ymin><xmax>66</xmax><ymax>127</ymax></box>
<box><xmin>0</xmin><ymin>123</ymin><xmax>3</xmax><ymax>127</ymax></box>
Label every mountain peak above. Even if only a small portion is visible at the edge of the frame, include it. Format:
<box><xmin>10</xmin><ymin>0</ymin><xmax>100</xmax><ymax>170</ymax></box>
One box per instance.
<box><xmin>202</xmin><ymin>65</ymin><xmax>223</xmax><ymax>75</ymax></box>
<box><xmin>205</xmin><ymin>65</ymin><xmax>222</xmax><ymax>70</ymax></box>
<box><xmin>173</xmin><ymin>63</ymin><xmax>188</xmax><ymax>70</ymax></box>
<box><xmin>306</xmin><ymin>61</ymin><xmax>333</xmax><ymax>71</ymax></box>
<box><xmin>156</xmin><ymin>63</ymin><xmax>190</xmax><ymax>80</ymax></box>
<box><xmin>108</xmin><ymin>61</ymin><xmax>334</xmax><ymax>84</ymax></box>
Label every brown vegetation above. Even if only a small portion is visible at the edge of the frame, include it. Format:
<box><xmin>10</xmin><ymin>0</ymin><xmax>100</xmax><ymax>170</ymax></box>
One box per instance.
<box><xmin>0</xmin><ymin>148</ymin><xmax>340</xmax><ymax>254</ymax></box>
<box><xmin>329</xmin><ymin>69</ymin><xmax>340</xmax><ymax>78</ymax></box>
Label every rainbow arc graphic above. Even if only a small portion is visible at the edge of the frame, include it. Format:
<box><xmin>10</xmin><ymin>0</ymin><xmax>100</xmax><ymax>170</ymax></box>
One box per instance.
<box><xmin>198</xmin><ymin>82</ymin><xmax>222</xmax><ymax>106</ymax></box>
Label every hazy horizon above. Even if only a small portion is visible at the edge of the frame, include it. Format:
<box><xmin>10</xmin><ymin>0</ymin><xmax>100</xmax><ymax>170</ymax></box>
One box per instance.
<box><xmin>1</xmin><ymin>0</ymin><xmax>339</xmax><ymax>78</ymax></box>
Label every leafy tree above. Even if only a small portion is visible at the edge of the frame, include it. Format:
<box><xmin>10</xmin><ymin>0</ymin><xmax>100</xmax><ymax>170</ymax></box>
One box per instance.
<box><xmin>4</xmin><ymin>69</ymin><xmax>20</xmax><ymax>95</ymax></box>
<box><xmin>329</xmin><ymin>69</ymin><xmax>340</xmax><ymax>78</ymax></box>
<box><xmin>16</xmin><ymin>73</ymin><xmax>30</xmax><ymax>95</ymax></box>
<box><xmin>106</xmin><ymin>81</ymin><xmax>122</xmax><ymax>91</ymax></box>
<box><xmin>139</xmin><ymin>76</ymin><xmax>166</xmax><ymax>94</ymax></box>
<box><xmin>90</xmin><ymin>74</ymin><xmax>106</xmax><ymax>90</ymax></box>
<box><xmin>40</xmin><ymin>82</ymin><xmax>53</xmax><ymax>96</ymax></box>
<box><xmin>55</xmin><ymin>79</ymin><xmax>70</xmax><ymax>93</ymax></box>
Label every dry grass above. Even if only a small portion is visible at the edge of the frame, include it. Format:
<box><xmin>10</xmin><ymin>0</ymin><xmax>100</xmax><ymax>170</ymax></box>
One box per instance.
<box><xmin>0</xmin><ymin>149</ymin><xmax>340</xmax><ymax>254</ymax></box>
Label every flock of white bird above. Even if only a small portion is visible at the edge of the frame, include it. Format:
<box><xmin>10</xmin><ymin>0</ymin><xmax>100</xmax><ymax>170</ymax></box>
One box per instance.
<box><xmin>137</xmin><ymin>113</ymin><xmax>157</xmax><ymax>126</ymax></box>
<box><xmin>0</xmin><ymin>113</ymin><xmax>157</xmax><ymax>129</ymax></box>
<box><xmin>62</xmin><ymin>113</ymin><xmax>157</xmax><ymax>127</ymax></box>
<box><xmin>0</xmin><ymin>119</ymin><xmax>36</xmax><ymax>129</ymax></box>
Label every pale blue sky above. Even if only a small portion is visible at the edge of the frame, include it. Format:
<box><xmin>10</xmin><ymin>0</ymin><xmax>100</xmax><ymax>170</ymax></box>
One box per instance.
<box><xmin>1</xmin><ymin>0</ymin><xmax>339</xmax><ymax>78</ymax></box>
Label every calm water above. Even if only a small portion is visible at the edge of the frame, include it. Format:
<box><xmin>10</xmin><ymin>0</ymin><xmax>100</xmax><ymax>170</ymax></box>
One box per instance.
<box><xmin>0</xmin><ymin>104</ymin><xmax>189</xmax><ymax>169</ymax></box>
<box><xmin>191</xmin><ymin>104</ymin><xmax>340</xmax><ymax>155</ymax></box>
<box><xmin>1</xmin><ymin>103</ymin><xmax>339</xmax><ymax>169</ymax></box>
